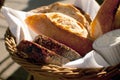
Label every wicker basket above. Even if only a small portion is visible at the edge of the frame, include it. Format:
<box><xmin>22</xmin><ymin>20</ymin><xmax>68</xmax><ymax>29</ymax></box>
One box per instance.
<box><xmin>4</xmin><ymin>28</ymin><xmax>120</xmax><ymax>80</ymax></box>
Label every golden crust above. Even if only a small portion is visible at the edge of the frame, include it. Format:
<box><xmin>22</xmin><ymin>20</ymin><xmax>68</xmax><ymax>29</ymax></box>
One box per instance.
<box><xmin>25</xmin><ymin>12</ymin><xmax>93</xmax><ymax>56</ymax></box>
<box><xmin>30</xmin><ymin>2</ymin><xmax>90</xmax><ymax>28</ymax></box>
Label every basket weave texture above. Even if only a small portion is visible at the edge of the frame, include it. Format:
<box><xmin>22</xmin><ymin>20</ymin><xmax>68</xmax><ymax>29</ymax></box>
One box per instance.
<box><xmin>4</xmin><ymin>28</ymin><xmax>120</xmax><ymax>80</ymax></box>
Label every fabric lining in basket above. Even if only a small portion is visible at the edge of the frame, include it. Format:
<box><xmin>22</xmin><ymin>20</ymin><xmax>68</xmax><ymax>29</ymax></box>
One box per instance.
<box><xmin>4</xmin><ymin>28</ymin><xmax>120</xmax><ymax>80</ymax></box>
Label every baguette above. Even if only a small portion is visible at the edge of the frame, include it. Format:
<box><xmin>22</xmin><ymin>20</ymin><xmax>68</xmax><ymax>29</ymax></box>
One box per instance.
<box><xmin>25</xmin><ymin>12</ymin><xmax>93</xmax><ymax>56</ymax></box>
<box><xmin>17</xmin><ymin>40</ymin><xmax>69</xmax><ymax>66</ymax></box>
<box><xmin>90</xmin><ymin>0</ymin><xmax>120</xmax><ymax>39</ymax></box>
<box><xmin>30</xmin><ymin>2</ymin><xmax>90</xmax><ymax>27</ymax></box>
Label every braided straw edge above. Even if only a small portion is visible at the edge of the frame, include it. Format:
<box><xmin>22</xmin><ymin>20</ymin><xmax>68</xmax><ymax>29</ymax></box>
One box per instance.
<box><xmin>4</xmin><ymin>28</ymin><xmax>120</xmax><ymax>80</ymax></box>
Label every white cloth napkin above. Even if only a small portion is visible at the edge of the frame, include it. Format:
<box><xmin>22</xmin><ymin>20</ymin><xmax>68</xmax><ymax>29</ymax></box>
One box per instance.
<box><xmin>74</xmin><ymin>0</ymin><xmax>100</xmax><ymax>20</ymax></box>
<box><xmin>1</xmin><ymin>7</ymin><xmax>35</xmax><ymax>44</ymax></box>
<box><xmin>93</xmin><ymin>29</ymin><xmax>120</xmax><ymax>66</ymax></box>
<box><xmin>63</xmin><ymin>50</ymin><xmax>109</xmax><ymax>68</ymax></box>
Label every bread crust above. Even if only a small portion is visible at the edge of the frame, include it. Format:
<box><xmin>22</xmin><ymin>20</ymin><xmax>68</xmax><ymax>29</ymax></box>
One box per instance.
<box><xmin>17</xmin><ymin>40</ymin><xmax>69</xmax><ymax>66</ymax></box>
<box><xmin>25</xmin><ymin>13</ymin><xmax>93</xmax><ymax>56</ymax></box>
<box><xmin>30</xmin><ymin>2</ymin><xmax>90</xmax><ymax>29</ymax></box>
<box><xmin>90</xmin><ymin>0</ymin><xmax>120</xmax><ymax>39</ymax></box>
<box><xmin>34</xmin><ymin>34</ymin><xmax>81</xmax><ymax>61</ymax></box>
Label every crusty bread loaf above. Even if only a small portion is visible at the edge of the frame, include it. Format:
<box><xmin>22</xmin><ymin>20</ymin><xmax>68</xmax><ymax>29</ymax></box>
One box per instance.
<box><xmin>90</xmin><ymin>0</ymin><xmax>120</xmax><ymax>39</ymax></box>
<box><xmin>17</xmin><ymin>40</ymin><xmax>69</xmax><ymax>66</ymax></box>
<box><xmin>30</xmin><ymin>2</ymin><xmax>90</xmax><ymax>29</ymax></box>
<box><xmin>34</xmin><ymin>35</ymin><xmax>81</xmax><ymax>61</ymax></box>
<box><xmin>25</xmin><ymin>12</ymin><xmax>93</xmax><ymax>56</ymax></box>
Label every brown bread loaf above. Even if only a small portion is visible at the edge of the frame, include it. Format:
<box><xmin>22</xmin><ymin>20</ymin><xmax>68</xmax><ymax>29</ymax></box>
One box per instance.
<box><xmin>34</xmin><ymin>34</ymin><xmax>81</xmax><ymax>61</ymax></box>
<box><xmin>90</xmin><ymin>0</ymin><xmax>120</xmax><ymax>39</ymax></box>
<box><xmin>17</xmin><ymin>40</ymin><xmax>70</xmax><ymax>66</ymax></box>
<box><xmin>25</xmin><ymin>12</ymin><xmax>93</xmax><ymax>56</ymax></box>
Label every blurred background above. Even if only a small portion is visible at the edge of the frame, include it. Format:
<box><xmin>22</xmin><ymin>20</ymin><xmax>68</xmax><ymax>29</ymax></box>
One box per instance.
<box><xmin>0</xmin><ymin>0</ymin><xmax>103</xmax><ymax>80</ymax></box>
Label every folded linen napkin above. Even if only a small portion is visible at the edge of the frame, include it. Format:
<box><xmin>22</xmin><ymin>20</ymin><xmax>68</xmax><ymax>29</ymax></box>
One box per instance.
<box><xmin>63</xmin><ymin>50</ymin><xmax>109</xmax><ymax>68</ymax></box>
<box><xmin>93</xmin><ymin>29</ymin><xmax>120</xmax><ymax>66</ymax></box>
<box><xmin>1</xmin><ymin>7</ymin><xmax>35</xmax><ymax>44</ymax></box>
<box><xmin>74</xmin><ymin>0</ymin><xmax>100</xmax><ymax>20</ymax></box>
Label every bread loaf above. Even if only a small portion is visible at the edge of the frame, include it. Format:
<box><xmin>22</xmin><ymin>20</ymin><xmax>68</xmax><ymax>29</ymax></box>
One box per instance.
<box><xmin>25</xmin><ymin>12</ymin><xmax>93</xmax><ymax>56</ymax></box>
<box><xmin>34</xmin><ymin>34</ymin><xmax>81</xmax><ymax>61</ymax></box>
<box><xmin>17</xmin><ymin>40</ymin><xmax>70</xmax><ymax>66</ymax></box>
<box><xmin>30</xmin><ymin>2</ymin><xmax>90</xmax><ymax>28</ymax></box>
<box><xmin>90</xmin><ymin>0</ymin><xmax>120</xmax><ymax>39</ymax></box>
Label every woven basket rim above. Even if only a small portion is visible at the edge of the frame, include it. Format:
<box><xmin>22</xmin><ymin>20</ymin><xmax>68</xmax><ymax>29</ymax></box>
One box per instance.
<box><xmin>4</xmin><ymin>28</ymin><xmax>120</xmax><ymax>79</ymax></box>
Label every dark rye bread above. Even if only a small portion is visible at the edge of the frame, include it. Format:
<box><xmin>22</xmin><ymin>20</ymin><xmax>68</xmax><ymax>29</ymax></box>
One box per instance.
<box><xmin>17</xmin><ymin>40</ymin><xmax>69</xmax><ymax>66</ymax></box>
<box><xmin>34</xmin><ymin>35</ymin><xmax>81</xmax><ymax>61</ymax></box>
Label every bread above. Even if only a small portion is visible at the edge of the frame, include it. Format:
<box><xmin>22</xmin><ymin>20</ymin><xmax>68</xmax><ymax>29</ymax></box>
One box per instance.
<box><xmin>34</xmin><ymin>34</ymin><xmax>81</xmax><ymax>61</ymax></box>
<box><xmin>17</xmin><ymin>40</ymin><xmax>70</xmax><ymax>66</ymax></box>
<box><xmin>25</xmin><ymin>12</ymin><xmax>93</xmax><ymax>56</ymax></box>
<box><xmin>30</xmin><ymin>2</ymin><xmax>90</xmax><ymax>28</ymax></box>
<box><xmin>112</xmin><ymin>5</ymin><xmax>120</xmax><ymax>29</ymax></box>
<box><xmin>90</xmin><ymin>0</ymin><xmax>120</xmax><ymax>39</ymax></box>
